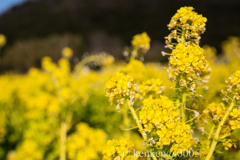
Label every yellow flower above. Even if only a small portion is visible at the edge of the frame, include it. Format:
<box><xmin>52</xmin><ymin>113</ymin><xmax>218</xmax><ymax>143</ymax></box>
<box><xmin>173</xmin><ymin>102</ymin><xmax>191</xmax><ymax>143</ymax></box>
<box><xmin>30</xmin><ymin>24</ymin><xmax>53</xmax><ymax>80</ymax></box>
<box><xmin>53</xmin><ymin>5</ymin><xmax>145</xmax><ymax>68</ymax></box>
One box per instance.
<box><xmin>0</xmin><ymin>34</ymin><xmax>6</xmax><ymax>47</ymax></box>
<box><xmin>131</xmin><ymin>32</ymin><xmax>151</xmax><ymax>51</ymax></box>
<box><xmin>121</xmin><ymin>59</ymin><xmax>146</xmax><ymax>82</ymax></box>
<box><xmin>62</xmin><ymin>47</ymin><xmax>73</xmax><ymax>58</ymax></box>
<box><xmin>105</xmin><ymin>72</ymin><xmax>139</xmax><ymax>111</ymax></box>
<box><xmin>223</xmin><ymin>139</ymin><xmax>237</xmax><ymax>150</ymax></box>
<box><xmin>103</xmin><ymin>138</ymin><xmax>135</xmax><ymax>160</ymax></box>
<box><xmin>168</xmin><ymin>43</ymin><xmax>210</xmax><ymax>87</ymax></box>
<box><xmin>60</xmin><ymin>87</ymin><xmax>73</xmax><ymax>101</ymax></box>
<box><xmin>67</xmin><ymin>123</ymin><xmax>106</xmax><ymax>160</ymax></box>
<box><xmin>203</xmin><ymin>103</ymin><xmax>226</xmax><ymax>122</ymax></box>
<box><xmin>223</xmin><ymin>70</ymin><xmax>240</xmax><ymax>101</ymax></box>
<box><xmin>139</xmin><ymin>97</ymin><xmax>192</xmax><ymax>152</ymax></box>
<box><xmin>138</xmin><ymin>78</ymin><xmax>164</xmax><ymax>98</ymax></box>
<box><xmin>165</xmin><ymin>6</ymin><xmax>207</xmax><ymax>49</ymax></box>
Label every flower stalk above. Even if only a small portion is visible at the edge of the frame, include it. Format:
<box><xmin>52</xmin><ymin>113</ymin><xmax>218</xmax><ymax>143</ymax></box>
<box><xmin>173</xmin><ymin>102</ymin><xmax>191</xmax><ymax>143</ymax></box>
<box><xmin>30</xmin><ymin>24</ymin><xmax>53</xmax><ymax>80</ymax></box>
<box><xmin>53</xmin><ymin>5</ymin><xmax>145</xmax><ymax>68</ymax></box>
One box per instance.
<box><xmin>127</xmin><ymin>100</ymin><xmax>158</xmax><ymax>160</ymax></box>
<box><xmin>60</xmin><ymin>121</ymin><xmax>67</xmax><ymax>160</ymax></box>
<box><xmin>181</xmin><ymin>92</ymin><xmax>187</xmax><ymax>122</ymax></box>
<box><xmin>205</xmin><ymin>100</ymin><xmax>235</xmax><ymax>160</ymax></box>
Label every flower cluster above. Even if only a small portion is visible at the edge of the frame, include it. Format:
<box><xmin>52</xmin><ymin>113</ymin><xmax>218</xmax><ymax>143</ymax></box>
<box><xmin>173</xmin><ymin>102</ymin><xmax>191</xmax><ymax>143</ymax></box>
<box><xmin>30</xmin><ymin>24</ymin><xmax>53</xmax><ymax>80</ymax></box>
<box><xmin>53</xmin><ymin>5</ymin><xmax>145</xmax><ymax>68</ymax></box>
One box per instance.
<box><xmin>165</xmin><ymin>6</ymin><xmax>207</xmax><ymax>48</ymax></box>
<box><xmin>138</xmin><ymin>78</ymin><xmax>164</xmax><ymax>99</ymax></box>
<box><xmin>222</xmin><ymin>36</ymin><xmax>240</xmax><ymax>60</ymax></box>
<box><xmin>169</xmin><ymin>122</ymin><xmax>193</xmax><ymax>156</ymax></box>
<box><xmin>222</xmin><ymin>139</ymin><xmax>237</xmax><ymax>150</ymax></box>
<box><xmin>105</xmin><ymin>72</ymin><xmax>139</xmax><ymax>111</ymax></box>
<box><xmin>168</xmin><ymin>43</ymin><xmax>209</xmax><ymax>82</ymax></box>
<box><xmin>102</xmin><ymin>137</ymin><xmax>137</xmax><ymax>160</ymax></box>
<box><xmin>121</xmin><ymin>59</ymin><xmax>146</xmax><ymax>82</ymax></box>
<box><xmin>222</xmin><ymin>70</ymin><xmax>240</xmax><ymax>101</ymax></box>
<box><xmin>203</xmin><ymin>103</ymin><xmax>226</xmax><ymax>123</ymax></box>
<box><xmin>67</xmin><ymin>123</ymin><xmax>106</xmax><ymax>160</ymax></box>
<box><xmin>77</xmin><ymin>52</ymin><xmax>115</xmax><ymax>70</ymax></box>
<box><xmin>131</xmin><ymin>32</ymin><xmax>151</xmax><ymax>51</ymax></box>
<box><xmin>229</xmin><ymin>108</ymin><xmax>240</xmax><ymax>130</ymax></box>
<box><xmin>203</xmin><ymin>45</ymin><xmax>217</xmax><ymax>63</ymax></box>
<box><xmin>139</xmin><ymin>97</ymin><xmax>192</xmax><ymax>155</ymax></box>
<box><xmin>139</xmin><ymin>96</ymin><xmax>177</xmax><ymax>130</ymax></box>
<box><xmin>0</xmin><ymin>34</ymin><xmax>6</xmax><ymax>47</ymax></box>
<box><xmin>123</xmin><ymin>32</ymin><xmax>150</xmax><ymax>61</ymax></box>
<box><xmin>14</xmin><ymin>140</ymin><xmax>44</xmax><ymax>160</ymax></box>
<box><xmin>62</xmin><ymin>47</ymin><xmax>73</xmax><ymax>58</ymax></box>
<box><xmin>0</xmin><ymin>49</ymin><xmax>117</xmax><ymax>160</ymax></box>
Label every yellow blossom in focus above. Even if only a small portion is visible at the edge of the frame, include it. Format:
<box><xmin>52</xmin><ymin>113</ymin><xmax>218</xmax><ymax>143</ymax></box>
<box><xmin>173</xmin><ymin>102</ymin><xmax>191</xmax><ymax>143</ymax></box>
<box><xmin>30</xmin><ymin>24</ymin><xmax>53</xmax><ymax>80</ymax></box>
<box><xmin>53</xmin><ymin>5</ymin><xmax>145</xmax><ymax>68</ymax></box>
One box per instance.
<box><xmin>105</xmin><ymin>72</ymin><xmax>139</xmax><ymax>111</ymax></box>
<box><xmin>229</xmin><ymin>107</ymin><xmax>240</xmax><ymax>130</ymax></box>
<box><xmin>168</xmin><ymin>43</ymin><xmax>210</xmax><ymax>87</ymax></box>
<box><xmin>139</xmin><ymin>97</ymin><xmax>192</xmax><ymax>153</ymax></box>
<box><xmin>103</xmin><ymin>137</ymin><xmax>136</xmax><ymax>160</ymax></box>
<box><xmin>165</xmin><ymin>6</ymin><xmax>207</xmax><ymax>48</ymax></box>
<box><xmin>223</xmin><ymin>70</ymin><xmax>240</xmax><ymax>101</ymax></box>
<box><xmin>138</xmin><ymin>78</ymin><xmax>164</xmax><ymax>98</ymax></box>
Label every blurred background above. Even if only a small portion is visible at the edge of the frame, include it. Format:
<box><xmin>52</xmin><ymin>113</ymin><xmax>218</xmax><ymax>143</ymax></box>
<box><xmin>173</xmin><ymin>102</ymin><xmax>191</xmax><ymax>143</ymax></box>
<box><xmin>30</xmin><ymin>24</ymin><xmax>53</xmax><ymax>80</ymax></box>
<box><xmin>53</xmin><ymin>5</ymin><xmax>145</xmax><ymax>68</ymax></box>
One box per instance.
<box><xmin>1</xmin><ymin>0</ymin><xmax>240</xmax><ymax>72</ymax></box>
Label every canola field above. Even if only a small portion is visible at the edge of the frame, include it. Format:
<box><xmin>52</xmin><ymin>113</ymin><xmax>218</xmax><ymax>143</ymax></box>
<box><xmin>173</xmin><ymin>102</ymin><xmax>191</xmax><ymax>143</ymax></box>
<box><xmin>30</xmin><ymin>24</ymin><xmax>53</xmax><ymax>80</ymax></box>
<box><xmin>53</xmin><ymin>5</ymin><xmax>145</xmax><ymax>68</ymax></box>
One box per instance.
<box><xmin>1</xmin><ymin>6</ymin><xmax>240</xmax><ymax>160</ymax></box>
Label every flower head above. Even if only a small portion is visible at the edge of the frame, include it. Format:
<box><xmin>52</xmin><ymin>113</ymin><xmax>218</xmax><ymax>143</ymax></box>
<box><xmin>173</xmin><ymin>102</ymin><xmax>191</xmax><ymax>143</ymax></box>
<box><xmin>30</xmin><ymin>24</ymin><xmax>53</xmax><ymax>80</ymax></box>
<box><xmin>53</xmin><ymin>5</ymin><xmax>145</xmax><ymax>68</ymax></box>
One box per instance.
<box><xmin>103</xmin><ymin>138</ymin><xmax>135</xmax><ymax>160</ymax></box>
<box><xmin>105</xmin><ymin>72</ymin><xmax>139</xmax><ymax>111</ymax></box>
<box><xmin>62</xmin><ymin>47</ymin><xmax>73</xmax><ymax>58</ymax></box>
<box><xmin>138</xmin><ymin>78</ymin><xmax>164</xmax><ymax>99</ymax></box>
<box><xmin>121</xmin><ymin>59</ymin><xmax>146</xmax><ymax>82</ymax></box>
<box><xmin>0</xmin><ymin>34</ymin><xmax>6</xmax><ymax>47</ymax></box>
<box><xmin>168</xmin><ymin>43</ymin><xmax>209</xmax><ymax>83</ymax></box>
<box><xmin>224</xmin><ymin>70</ymin><xmax>240</xmax><ymax>97</ymax></box>
<box><xmin>139</xmin><ymin>97</ymin><xmax>193</xmax><ymax>153</ymax></box>
<box><xmin>131</xmin><ymin>32</ymin><xmax>151</xmax><ymax>51</ymax></box>
<box><xmin>165</xmin><ymin>7</ymin><xmax>207</xmax><ymax>48</ymax></box>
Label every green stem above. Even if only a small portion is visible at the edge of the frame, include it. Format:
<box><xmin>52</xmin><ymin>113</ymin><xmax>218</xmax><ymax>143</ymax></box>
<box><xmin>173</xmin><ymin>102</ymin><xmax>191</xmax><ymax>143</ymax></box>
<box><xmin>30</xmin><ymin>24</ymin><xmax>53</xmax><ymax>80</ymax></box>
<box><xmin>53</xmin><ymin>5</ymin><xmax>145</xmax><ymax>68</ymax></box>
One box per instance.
<box><xmin>220</xmin><ymin>133</ymin><xmax>231</xmax><ymax>140</ymax></box>
<box><xmin>181</xmin><ymin>93</ymin><xmax>187</xmax><ymax>122</ymax></box>
<box><xmin>123</xmin><ymin>107</ymin><xmax>130</xmax><ymax>138</ymax></box>
<box><xmin>208</xmin><ymin>125</ymin><xmax>215</xmax><ymax>141</ymax></box>
<box><xmin>175</xmin><ymin>74</ymin><xmax>181</xmax><ymax>115</ymax></box>
<box><xmin>147</xmin><ymin>149</ymin><xmax>151</xmax><ymax>160</ymax></box>
<box><xmin>122</xmin><ymin>126</ymin><xmax>138</xmax><ymax>131</ymax></box>
<box><xmin>205</xmin><ymin>100</ymin><xmax>235</xmax><ymax>160</ymax></box>
<box><xmin>73</xmin><ymin>55</ymin><xmax>105</xmax><ymax>74</ymax></box>
<box><xmin>127</xmin><ymin>100</ymin><xmax>158</xmax><ymax>160</ymax></box>
<box><xmin>175</xmin><ymin>74</ymin><xmax>181</xmax><ymax>98</ymax></box>
<box><xmin>130</xmin><ymin>47</ymin><xmax>138</xmax><ymax>60</ymax></box>
<box><xmin>181</xmin><ymin>30</ymin><xmax>186</xmax><ymax>43</ymax></box>
<box><xmin>127</xmin><ymin>100</ymin><xmax>145</xmax><ymax>139</ymax></box>
<box><xmin>186</xmin><ymin>116</ymin><xmax>197</xmax><ymax>123</ymax></box>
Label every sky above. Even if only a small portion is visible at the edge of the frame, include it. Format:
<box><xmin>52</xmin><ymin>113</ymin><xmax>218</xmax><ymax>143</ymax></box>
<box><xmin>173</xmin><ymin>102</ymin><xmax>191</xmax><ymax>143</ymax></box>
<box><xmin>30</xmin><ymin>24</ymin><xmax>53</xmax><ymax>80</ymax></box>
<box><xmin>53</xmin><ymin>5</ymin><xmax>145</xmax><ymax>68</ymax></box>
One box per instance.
<box><xmin>0</xmin><ymin>0</ymin><xmax>26</xmax><ymax>14</ymax></box>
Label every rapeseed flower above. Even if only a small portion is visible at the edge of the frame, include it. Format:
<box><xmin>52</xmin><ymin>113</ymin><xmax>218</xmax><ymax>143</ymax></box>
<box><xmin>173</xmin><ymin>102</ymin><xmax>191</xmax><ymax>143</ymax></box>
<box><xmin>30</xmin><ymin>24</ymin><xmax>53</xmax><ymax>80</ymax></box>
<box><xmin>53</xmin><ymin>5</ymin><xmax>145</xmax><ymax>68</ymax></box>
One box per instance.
<box><xmin>62</xmin><ymin>47</ymin><xmax>73</xmax><ymax>58</ymax></box>
<box><xmin>103</xmin><ymin>137</ymin><xmax>137</xmax><ymax>160</ymax></box>
<box><xmin>131</xmin><ymin>32</ymin><xmax>150</xmax><ymax>51</ymax></box>
<box><xmin>105</xmin><ymin>72</ymin><xmax>139</xmax><ymax>111</ymax></box>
